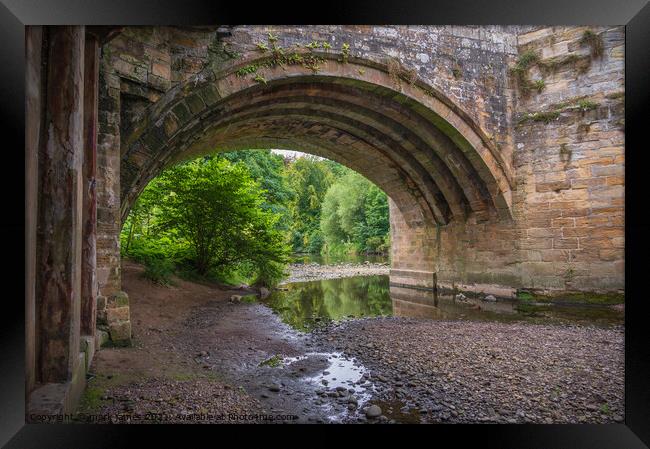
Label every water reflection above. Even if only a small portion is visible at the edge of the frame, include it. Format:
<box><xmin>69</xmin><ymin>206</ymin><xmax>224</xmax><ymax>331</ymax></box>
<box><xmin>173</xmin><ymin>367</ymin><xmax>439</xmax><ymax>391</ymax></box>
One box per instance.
<box><xmin>264</xmin><ymin>276</ymin><xmax>392</xmax><ymax>331</ymax></box>
<box><xmin>261</xmin><ymin>275</ymin><xmax>623</xmax><ymax>331</ymax></box>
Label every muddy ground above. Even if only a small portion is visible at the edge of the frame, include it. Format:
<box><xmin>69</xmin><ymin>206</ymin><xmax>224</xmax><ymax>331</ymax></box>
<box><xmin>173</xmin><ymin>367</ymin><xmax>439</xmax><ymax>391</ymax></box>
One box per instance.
<box><xmin>74</xmin><ymin>261</ymin><xmax>624</xmax><ymax>424</ymax></box>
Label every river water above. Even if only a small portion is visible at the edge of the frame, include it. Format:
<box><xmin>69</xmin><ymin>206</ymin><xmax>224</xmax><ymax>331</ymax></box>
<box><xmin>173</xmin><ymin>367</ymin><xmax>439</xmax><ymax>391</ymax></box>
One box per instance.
<box><xmin>260</xmin><ymin>254</ymin><xmax>623</xmax><ymax>331</ymax></box>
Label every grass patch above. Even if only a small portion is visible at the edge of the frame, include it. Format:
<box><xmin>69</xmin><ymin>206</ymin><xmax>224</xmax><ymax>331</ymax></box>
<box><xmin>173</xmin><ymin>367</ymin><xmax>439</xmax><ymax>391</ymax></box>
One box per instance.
<box><xmin>516</xmin><ymin>290</ymin><xmax>534</xmax><ymax>301</ymax></box>
<box><xmin>514</xmin><ymin>50</ymin><xmax>540</xmax><ymax>71</ymax></box>
<box><xmin>77</xmin><ymin>386</ymin><xmax>106</xmax><ymax>413</ymax></box>
<box><xmin>517</xmin><ymin>110</ymin><xmax>561</xmax><ymax>126</ymax></box>
<box><xmin>577</xmin><ymin>99</ymin><xmax>598</xmax><ymax>112</ymax></box>
<box><xmin>241</xmin><ymin>294</ymin><xmax>258</xmax><ymax>304</ymax></box>
<box><xmin>259</xmin><ymin>354</ymin><xmax>283</xmax><ymax>368</ymax></box>
<box><xmin>580</xmin><ymin>29</ymin><xmax>604</xmax><ymax>58</ymax></box>
<box><xmin>517</xmin><ymin>95</ymin><xmax>601</xmax><ymax>127</ymax></box>
<box><xmin>510</xmin><ymin>50</ymin><xmax>540</xmax><ymax>96</ymax></box>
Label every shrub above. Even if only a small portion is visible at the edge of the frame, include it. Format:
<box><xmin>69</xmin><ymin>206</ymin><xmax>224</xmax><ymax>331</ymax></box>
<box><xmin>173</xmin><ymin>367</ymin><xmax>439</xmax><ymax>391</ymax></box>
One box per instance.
<box><xmin>254</xmin><ymin>260</ymin><xmax>288</xmax><ymax>288</ymax></box>
<box><xmin>142</xmin><ymin>258</ymin><xmax>175</xmax><ymax>286</ymax></box>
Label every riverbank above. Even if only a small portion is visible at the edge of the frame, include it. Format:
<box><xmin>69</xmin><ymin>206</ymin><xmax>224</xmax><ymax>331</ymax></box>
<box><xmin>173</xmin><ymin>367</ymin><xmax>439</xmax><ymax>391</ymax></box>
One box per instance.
<box><xmin>281</xmin><ymin>261</ymin><xmax>390</xmax><ymax>284</ymax></box>
<box><xmin>313</xmin><ymin>318</ymin><xmax>624</xmax><ymax>423</ymax></box>
<box><xmin>75</xmin><ymin>261</ymin><xmax>623</xmax><ymax>424</ymax></box>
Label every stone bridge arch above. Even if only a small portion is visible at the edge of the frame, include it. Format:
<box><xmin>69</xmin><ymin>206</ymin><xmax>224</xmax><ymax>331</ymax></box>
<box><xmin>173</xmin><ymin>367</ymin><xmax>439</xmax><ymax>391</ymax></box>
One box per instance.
<box><xmin>25</xmin><ymin>25</ymin><xmax>625</xmax><ymax>418</ymax></box>
<box><xmin>121</xmin><ymin>53</ymin><xmax>513</xmax><ymax>220</ymax></box>
<box><xmin>118</xmin><ymin>52</ymin><xmax>515</xmax><ymax>290</ymax></box>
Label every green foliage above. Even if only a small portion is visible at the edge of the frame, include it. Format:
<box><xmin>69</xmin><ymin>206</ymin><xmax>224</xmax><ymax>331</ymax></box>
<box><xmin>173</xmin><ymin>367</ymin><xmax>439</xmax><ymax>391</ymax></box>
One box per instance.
<box><xmin>285</xmin><ymin>155</ymin><xmax>342</xmax><ymax>253</ymax></box>
<box><xmin>219</xmin><ymin>150</ymin><xmax>294</xmax><ymax>231</ymax></box>
<box><xmin>259</xmin><ymin>354</ymin><xmax>283</xmax><ymax>367</ymax></box>
<box><xmin>580</xmin><ymin>29</ymin><xmax>604</xmax><ymax>58</ymax></box>
<box><xmin>320</xmin><ymin>172</ymin><xmax>390</xmax><ymax>256</ymax></box>
<box><xmin>514</xmin><ymin>50</ymin><xmax>540</xmax><ymax>71</ymax></box>
<box><xmin>510</xmin><ymin>51</ymin><xmax>542</xmax><ymax>96</ymax></box>
<box><xmin>341</xmin><ymin>43</ymin><xmax>350</xmax><ymax>63</ymax></box>
<box><xmin>577</xmin><ymin>99</ymin><xmax>597</xmax><ymax>112</ymax></box>
<box><xmin>517</xmin><ymin>96</ymin><xmax>601</xmax><ymax>128</ymax></box>
<box><xmin>517</xmin><ymin>110</ymin><xmax>561</xmax><ymax>126</ymax></box>
<box><xmin>235</xmin><ymin>64</ymin><xmax>259</xmax><ymax>77</ymax></box>
<box><xmin>142</xmin><ymin>258</ymin><xmax>175</xmax><ymax>286</ymax></box>
<box><xmin>122</xmin><ymin>156</ymin><xmax>290</xmax><ymax>287</ymax></box>
<box><xmin>121</xmin><ymin>150</ymin><xmax>391</xmax><ymax>284</ymax></box>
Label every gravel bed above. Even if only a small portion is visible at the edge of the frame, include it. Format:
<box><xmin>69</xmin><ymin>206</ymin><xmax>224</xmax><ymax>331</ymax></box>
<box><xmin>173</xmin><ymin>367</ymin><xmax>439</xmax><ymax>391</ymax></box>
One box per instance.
<box><xmin>312</xmin><ymin>317</ymin><xmax>625</xmax><ymax>423</ymax></box>
<box><xmin>281</xmin><ymin>262</ymin><xmax>390</xmax><ymax>284</ymax></box>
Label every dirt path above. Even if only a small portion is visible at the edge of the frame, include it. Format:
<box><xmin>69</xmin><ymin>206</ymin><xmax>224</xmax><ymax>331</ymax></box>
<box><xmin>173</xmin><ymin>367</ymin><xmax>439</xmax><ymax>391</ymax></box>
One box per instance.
<box><xmin>75</xmin><ymin>261</ymin><xmax>624</xmax><ymax>424</ymax></box>
<box><xmin>76</xmin><ymin>261</ymin><xmax>371</xmax><ymax>423</ymax></box>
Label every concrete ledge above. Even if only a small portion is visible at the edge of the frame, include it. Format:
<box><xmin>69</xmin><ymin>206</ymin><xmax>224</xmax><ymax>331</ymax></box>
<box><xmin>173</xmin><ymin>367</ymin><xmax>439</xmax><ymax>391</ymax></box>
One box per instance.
<box><xmin>389</xmin><ymin>285</ymin><xmax>436</xmax><ymax>301</ymax></box>
<box><xmin>438</xmin><ymin>282</ymin><xmax>517</xmax><ymax>299</ymax></box>
<box><xmin>80</xmin><ymin>335</ymin><xmax>95</xmax><ymax>371</ymax></box>
<box><xmin>389</xmin><ymin>269</ymin><xmax>436</xmax><ymax>289</ymax></box>
<box><xmin>27</xmin><ymin>353</ymin><xmax>87</xmax><ymax>420</ymax></box>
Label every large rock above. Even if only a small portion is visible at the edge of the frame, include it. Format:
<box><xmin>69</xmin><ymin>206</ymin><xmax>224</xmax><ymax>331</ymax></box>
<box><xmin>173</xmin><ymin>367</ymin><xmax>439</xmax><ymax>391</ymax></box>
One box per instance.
<box><xmin>259</xmin><ymin>287</ymin><xmax>270</xmax><ymax>299</ymax></box>
<box><xmin>365</xmin><ymin>404</ymin><xmax>382</xmax><ymax>418</ymax></box>
<box><xmin>483</xmin><ymin>294</ymin><xmax>497</xmax><ymax>302</ymax></box>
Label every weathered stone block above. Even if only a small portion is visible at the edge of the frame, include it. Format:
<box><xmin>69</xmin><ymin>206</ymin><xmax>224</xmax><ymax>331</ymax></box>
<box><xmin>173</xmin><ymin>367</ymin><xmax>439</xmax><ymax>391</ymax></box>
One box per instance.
<box><xmin>151</xmin><ymin>61</ymin><xmax>171</xmax><ymax>80</ymax></box>
<box><xmin>95</xmin><ymin>329</ymin><xmax>109</xmax><ymax>348</ymax></box>
<box><xmin>109</xmin><ymin>320</ymin><xmax>132</xmax><ymax>344</ymax></box>
<box><xmin>106</xmin><ymin>306</ymin><xmax>130</xmax><ymax>323</ymax></box>
<box><xmin>108</xmin><ymin>290</ymin><xmax>129</xmax><ymax>307</ymax></box>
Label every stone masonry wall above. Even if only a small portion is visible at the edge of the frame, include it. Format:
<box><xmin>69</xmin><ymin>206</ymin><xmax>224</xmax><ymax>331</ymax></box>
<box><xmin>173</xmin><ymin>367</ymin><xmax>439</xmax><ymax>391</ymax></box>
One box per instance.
<box><xmin>512</xmin><ymin>26</ymin><xmax>624</xmax><ymax>292</ymax></box>
<box><xmin>96</xmin><ymin>25</ymin><xmax>625</xmax><ymax>302</ymax></box>
<box><xmin>414</xmin><ymin>25</ymin><xmax>625</xmax><ymax>296</ymax></box>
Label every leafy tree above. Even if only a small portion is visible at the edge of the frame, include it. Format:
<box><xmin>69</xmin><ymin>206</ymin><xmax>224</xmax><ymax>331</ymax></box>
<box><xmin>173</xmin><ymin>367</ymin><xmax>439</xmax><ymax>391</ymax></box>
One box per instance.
<box><xmin>285</xmin><ymin>156</ymin><xmax>342</xmax><ymax>253</ymax></box>
<box><xmin>120</xmin><ymin>150</ymin><xmax>390</xmax><ymax>286</ymax></box>
<box><xmin>320</xmin><ymin>172</ymin><xmax>390</xmax><ymax>255</ymax></box>
<box><xmin>219</xmin><ymin>150</ymin><xmax>294</xmax><ymax>231</ymax></box>
<box><xmin>123</xmin><ymin>157</ymin><xmax>290</xmax><ymax>286</ymax></box>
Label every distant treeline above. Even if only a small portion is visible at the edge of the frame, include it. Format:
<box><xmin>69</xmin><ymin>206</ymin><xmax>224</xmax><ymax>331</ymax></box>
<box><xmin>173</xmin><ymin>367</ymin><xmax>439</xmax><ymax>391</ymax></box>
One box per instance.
<box><xmin>120</xmin><ymin>150</ymin><xmax>389</xmax><ymax>286</ymax></box>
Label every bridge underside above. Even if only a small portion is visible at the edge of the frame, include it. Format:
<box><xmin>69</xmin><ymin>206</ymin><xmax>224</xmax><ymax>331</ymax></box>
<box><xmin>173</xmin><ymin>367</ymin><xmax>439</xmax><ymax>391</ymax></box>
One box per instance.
<box><xmin>25</xmin><ymin>25</ymin><xmax>624</xmax><ymax>418</ymax></box>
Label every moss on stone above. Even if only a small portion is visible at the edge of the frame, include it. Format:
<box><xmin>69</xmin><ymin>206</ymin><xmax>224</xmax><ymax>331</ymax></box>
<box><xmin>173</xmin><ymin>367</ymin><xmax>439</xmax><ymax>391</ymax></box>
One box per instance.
<box><xmin>516</xmin><ymin>289</ymin><xmax>624</xmax><ymax>305</ymax></box>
